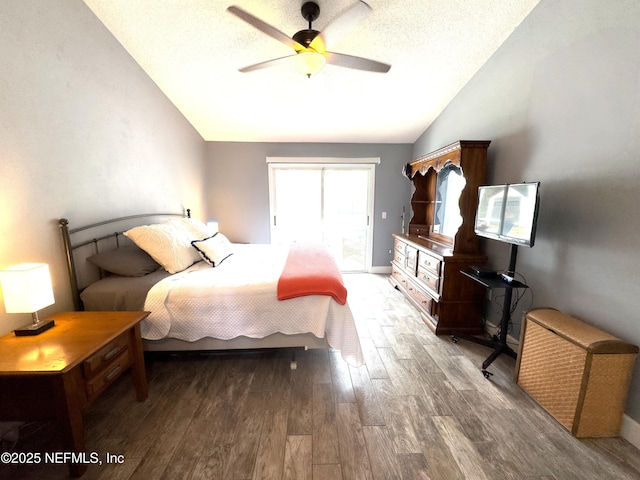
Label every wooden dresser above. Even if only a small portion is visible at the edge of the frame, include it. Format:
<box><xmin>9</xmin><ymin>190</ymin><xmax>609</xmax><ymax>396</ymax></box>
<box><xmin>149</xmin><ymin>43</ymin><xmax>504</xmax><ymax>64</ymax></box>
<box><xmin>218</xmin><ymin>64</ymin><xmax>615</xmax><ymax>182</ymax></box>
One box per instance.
<box><xmin>390</xmin><ymin>141</ymin><xmax>489</xmax><ymax>335</ymax></box>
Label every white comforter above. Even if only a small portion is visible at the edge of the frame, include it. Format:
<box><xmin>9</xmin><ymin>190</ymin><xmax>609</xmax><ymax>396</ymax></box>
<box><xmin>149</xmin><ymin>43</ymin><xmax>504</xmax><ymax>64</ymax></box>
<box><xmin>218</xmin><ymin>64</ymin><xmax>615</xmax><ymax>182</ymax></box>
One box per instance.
<box><xmin>143</xmin><ymin>243</ymin><xmax>363</xmax><ymax>366</ymax></box>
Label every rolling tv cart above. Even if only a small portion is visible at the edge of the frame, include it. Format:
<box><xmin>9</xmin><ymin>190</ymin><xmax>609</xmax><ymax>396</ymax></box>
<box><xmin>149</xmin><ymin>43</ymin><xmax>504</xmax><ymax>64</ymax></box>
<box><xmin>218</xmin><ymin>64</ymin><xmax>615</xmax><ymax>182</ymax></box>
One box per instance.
<box><xmin>453</xmin><ymin>243</ymin><xmax>528</xmax><ymax>378</ymax></box>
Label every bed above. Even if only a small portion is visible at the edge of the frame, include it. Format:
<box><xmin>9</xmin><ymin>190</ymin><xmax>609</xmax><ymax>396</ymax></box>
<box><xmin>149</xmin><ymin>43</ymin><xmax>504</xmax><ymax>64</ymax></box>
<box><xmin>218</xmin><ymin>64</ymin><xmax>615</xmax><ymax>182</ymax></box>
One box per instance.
<box><xmin>59</xmin><ymin>211</ymin><xmax>363</xmax><ymax>367</ymax></box>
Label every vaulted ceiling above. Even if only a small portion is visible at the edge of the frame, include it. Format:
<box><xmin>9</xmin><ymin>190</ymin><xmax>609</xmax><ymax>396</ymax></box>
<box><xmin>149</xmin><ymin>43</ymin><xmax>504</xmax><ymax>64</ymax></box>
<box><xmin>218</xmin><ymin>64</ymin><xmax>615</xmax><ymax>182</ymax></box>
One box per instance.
<box><xmin>83</xmin><ymin>0</ymin><xmax>540</xmax><ymax>143</ymax></box>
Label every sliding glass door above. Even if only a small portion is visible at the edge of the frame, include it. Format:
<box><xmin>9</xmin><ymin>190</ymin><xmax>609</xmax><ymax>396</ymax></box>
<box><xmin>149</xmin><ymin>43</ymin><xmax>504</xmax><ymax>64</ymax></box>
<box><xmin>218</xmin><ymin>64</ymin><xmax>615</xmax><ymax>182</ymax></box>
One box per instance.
<box><xmin>268</xmin><ymin>162</ymin><xmax>375</xmax><ymax>272</ymax></box>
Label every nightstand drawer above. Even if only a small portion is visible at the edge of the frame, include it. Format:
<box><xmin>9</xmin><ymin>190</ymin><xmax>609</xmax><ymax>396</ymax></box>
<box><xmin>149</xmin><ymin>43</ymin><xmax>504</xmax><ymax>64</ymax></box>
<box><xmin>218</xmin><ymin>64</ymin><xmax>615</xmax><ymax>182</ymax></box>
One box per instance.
<box><xmin>85</xmin><ymin>349</ymin><xmax>131</xmax><ymax>401</ymax></box>
<box><xmin>83</xmin><ymin>333</ymin><xmax>129</xmax><ymax>377</ymax></box>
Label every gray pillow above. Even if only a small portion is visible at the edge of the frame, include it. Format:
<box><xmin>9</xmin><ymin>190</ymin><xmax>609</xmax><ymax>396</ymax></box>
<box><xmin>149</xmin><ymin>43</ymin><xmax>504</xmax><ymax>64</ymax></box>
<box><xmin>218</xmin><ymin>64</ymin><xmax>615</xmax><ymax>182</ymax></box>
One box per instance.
<box><xmin>87</xmin><ymin>246</ymin><xmax>160</xmax><ymax>277</ymax></box>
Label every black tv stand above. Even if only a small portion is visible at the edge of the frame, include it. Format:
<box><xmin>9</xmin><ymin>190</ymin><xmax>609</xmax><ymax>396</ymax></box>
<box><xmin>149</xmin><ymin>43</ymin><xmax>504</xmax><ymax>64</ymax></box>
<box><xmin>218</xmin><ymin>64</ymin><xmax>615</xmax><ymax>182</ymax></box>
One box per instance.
<box><xmin>453</xmin><ymin>243</ymin><xmax>528</xmax><ymax>378</ymax></box>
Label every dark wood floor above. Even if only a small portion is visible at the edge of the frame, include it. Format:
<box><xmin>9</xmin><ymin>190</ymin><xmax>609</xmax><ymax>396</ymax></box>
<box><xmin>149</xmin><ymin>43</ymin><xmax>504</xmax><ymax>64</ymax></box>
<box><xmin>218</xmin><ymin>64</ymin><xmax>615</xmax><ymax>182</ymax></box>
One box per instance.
<box><xmin>3</xmin><ymin>274</ymin><xmax>640</xmax><ymax>479</ymax></box>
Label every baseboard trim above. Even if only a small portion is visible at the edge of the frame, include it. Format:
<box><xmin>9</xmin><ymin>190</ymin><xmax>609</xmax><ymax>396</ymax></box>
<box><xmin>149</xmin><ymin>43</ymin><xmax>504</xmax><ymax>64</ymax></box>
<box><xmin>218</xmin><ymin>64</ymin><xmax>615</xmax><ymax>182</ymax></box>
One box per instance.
<box><xmin>370</xmin><ymin>266</ymin><xmax>392</xmax><ymax>274</ymax></box>
<box><xmin>621</xmin><ymin>414</ymin><xmax>640</xmax><ymax>449</ymax></box>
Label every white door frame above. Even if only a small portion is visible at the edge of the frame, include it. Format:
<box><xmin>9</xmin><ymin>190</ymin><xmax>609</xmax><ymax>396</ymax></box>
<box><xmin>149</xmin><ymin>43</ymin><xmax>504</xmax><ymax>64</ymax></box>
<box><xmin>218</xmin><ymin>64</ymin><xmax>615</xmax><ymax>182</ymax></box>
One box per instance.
<box><xmin>267</xmin><ymin>157</ymin><xmax>378</xmax><ymax>272</ymax></box>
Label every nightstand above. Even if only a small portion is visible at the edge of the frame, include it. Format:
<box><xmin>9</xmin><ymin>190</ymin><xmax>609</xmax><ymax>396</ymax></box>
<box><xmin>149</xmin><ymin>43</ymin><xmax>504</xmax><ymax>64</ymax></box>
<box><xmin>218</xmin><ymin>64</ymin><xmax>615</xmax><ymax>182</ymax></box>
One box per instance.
<box><xmin>0</xmin><ymin>311</ymin><xmax>149</xmax><ymax>477</ymax></box>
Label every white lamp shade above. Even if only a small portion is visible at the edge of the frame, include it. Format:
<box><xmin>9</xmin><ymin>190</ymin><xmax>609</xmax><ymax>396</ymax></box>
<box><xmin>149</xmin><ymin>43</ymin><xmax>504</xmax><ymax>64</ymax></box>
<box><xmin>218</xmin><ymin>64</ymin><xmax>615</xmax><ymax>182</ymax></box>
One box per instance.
<box><xmin>207</xmin><ymin>220</ymin><xmax>220</xmax><ymax>234</ymax></box>
<box><xmin>0</xmin><ymin>263</ymin><xmax>55</xmax><ymax>314</ymax></box>
<box><xmin>296</xmin><ymin>50</ymin><xmax>326</xmax><ymax>77</ymax></box>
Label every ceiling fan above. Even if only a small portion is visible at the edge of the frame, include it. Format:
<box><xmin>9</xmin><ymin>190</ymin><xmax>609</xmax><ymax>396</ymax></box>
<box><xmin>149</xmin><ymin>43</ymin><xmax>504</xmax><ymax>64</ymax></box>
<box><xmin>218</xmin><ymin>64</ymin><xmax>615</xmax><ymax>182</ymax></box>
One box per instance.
<box><xmin>227</xmin><ymin>1</ymin><xmax>391</xmax><ymax>77</ymax></box>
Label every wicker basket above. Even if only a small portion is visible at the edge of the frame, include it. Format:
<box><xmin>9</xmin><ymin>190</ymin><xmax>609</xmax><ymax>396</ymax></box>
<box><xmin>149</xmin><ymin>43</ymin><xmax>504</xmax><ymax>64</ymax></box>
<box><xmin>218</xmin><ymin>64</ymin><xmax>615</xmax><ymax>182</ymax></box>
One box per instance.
<box><xmin>515</xmin><ymin>308</ymin><xmax>638</xmax><ymax>437</ymax></box>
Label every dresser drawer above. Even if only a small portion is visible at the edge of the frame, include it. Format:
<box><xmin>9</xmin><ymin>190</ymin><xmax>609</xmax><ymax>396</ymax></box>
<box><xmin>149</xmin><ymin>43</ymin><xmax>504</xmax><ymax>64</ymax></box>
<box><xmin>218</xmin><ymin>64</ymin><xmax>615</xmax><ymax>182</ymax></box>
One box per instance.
<box><xmin>393</xmin><ymin>250</ymin><xmax>406</xmax><ymax>268</ymax></box>
<box><xmin>83</xmin><ymin>333</ymin><xmax>130</xmax><ymax>377</ymax></box>
<box><xmin>394</xmin><ymin>238</ymin><xmax>407</xmax><ymax>256</ymax></box>
<box><xmin>406</xmin><ymin>282</ymin><xmax>433</xmax><ymax>313</ymax></box>
<box><xmin>418</xmin><ymin>250</ymin><xmax>441</xmax><ymax>275</ymax></box>
<box><xmin>417</xmin><ymin>266</ymin><xmax>440</xmax><ymax>293</ymax></box>
<box><xmin>85</xmin><ymin>349</ymin><xmax>131</xmax><ymax>401</ymax></box>
<box><xmin>391</xmin><ymin>265</ymin><xmax>408</xmax><ymax>289</ymax></box>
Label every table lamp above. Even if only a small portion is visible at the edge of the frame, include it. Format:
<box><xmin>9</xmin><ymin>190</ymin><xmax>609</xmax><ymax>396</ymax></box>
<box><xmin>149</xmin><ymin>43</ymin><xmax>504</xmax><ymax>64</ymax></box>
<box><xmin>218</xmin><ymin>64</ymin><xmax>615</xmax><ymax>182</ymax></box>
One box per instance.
<box><xmin>0</xmin><ymin>263</ymin><xmax>55</xmax><ymax>336</ymax></box>
<box><xmin>207</xmin><ymin>219</ymin><xmax>220</xmax><ymax>234</ymax></box>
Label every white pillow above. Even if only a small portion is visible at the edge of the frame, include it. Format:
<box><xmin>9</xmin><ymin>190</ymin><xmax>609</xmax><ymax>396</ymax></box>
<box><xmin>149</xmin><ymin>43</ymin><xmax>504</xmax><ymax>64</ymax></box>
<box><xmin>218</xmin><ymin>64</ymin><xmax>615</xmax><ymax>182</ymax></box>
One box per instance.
<box><xmin>164</xmin><ymin>217</ymin><xmax>214</xmax><ymax>241</ymax></box>
<box><xmin>124</xmin><ymin>222</ymin><xmax>200</xmax><ymax>274</ymax></box>
<box><xmin>191</xmin><ymin>233</ymin><xmax>233</xmax><ymax>267</ymax></box>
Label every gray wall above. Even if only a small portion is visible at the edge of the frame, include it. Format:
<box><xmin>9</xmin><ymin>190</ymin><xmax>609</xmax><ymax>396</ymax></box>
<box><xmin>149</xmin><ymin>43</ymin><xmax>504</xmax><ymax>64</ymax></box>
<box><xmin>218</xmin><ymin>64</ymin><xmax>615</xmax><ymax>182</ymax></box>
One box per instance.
<box><xmin>413</xmin><ymin>0</ymin><xmax>640</xmax><ymax>422</ymax></box>
<box><xmin>4</xmin><ymin>0</ymin><xmax>638</xmax><ymax>429</ymax></box>
<box><xmin>0</xmin><ymin>0</ymin><xmax>206</xmax><ymax>333</ymax></box>
<box><xmin>205</xmin><ymin>142</ymin><xmax>412</xmax><ymax>268</ymax></box>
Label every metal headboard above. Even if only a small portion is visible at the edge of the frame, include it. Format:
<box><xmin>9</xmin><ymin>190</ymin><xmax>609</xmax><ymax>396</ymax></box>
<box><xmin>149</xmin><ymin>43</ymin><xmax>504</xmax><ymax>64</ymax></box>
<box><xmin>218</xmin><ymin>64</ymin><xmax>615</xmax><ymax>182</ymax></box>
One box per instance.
<box><xmin>59</xmin><ymin>209</ymin><xmax>190</xmax><ymax>311</ymax></box>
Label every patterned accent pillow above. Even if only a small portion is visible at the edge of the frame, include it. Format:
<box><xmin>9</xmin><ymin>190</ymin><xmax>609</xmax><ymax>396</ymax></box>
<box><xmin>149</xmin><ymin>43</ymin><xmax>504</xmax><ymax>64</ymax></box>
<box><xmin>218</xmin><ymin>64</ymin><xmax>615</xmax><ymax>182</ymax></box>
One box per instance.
<box><xmin>124</xmin><ymin>222</ymin><xmax>200</xmax><ymax>274</ymax></box>
<box><xmin>191</xmin><ymin>233</ymin><xmax>233</xmax><ymax>267</ymax></box>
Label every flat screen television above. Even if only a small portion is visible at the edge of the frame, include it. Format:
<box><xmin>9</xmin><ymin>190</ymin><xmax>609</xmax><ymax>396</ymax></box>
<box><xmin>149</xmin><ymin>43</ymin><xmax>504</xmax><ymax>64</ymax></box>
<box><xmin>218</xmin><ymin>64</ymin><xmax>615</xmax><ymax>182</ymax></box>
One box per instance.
<box><xmin>474</xmin><ymin>182</ymin><xmax>540</xmax><ymax>247</ymax></box>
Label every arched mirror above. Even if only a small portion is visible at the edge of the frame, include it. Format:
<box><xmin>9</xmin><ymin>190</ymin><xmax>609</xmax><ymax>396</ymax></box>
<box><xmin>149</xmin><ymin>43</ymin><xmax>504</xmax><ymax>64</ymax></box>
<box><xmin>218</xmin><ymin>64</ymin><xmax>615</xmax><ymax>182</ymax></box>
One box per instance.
<box><xmin>432</xmin><ymin>164</ymin><xmax>466</xmax><ymax>238</ymax></box>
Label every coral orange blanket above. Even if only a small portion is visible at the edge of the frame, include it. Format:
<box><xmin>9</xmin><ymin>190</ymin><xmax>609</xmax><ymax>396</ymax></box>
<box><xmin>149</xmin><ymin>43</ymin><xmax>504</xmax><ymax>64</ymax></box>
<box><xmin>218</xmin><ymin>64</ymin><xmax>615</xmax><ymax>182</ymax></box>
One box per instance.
<box><xmin>277</xmin><ymin>243</ymin><xmax>347</xmax><ymax>305</ymax></box>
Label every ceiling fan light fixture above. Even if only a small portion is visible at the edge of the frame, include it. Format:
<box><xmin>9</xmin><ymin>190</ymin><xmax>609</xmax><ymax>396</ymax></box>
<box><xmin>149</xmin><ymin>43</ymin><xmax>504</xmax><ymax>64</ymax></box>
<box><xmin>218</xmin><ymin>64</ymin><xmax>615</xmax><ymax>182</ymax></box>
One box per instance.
<box><xmin>228</xmin><ymin>2</ymin><xmax>390</xmax><ymax>76</ymax></box>
<box><xmin>296</xmin><ymin>50</ymin><xmax>326</xmax><ymax>78</ymax></box>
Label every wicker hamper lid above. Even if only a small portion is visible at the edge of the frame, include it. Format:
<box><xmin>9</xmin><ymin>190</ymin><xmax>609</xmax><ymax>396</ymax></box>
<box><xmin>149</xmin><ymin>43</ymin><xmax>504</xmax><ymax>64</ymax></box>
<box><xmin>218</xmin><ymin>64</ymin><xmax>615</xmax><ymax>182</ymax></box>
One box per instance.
<box><xmin>525</xmin><ymin>308</ymin><xmax>639</xmax><ymax>354</ymax></box>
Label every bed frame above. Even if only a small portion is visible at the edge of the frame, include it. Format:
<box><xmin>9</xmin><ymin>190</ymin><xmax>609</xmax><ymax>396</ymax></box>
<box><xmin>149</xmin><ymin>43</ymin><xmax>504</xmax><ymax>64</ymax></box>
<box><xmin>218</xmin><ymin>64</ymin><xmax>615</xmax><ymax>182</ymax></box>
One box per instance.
<box><xmin>58</xmin><ymin>210</ymin><xmax>329</xmax><ymax>358</ymax></box>
<box><xmin>59</xmin><ymin>210</ymin><xmax>190</xmax><ymax>311</ymax></box>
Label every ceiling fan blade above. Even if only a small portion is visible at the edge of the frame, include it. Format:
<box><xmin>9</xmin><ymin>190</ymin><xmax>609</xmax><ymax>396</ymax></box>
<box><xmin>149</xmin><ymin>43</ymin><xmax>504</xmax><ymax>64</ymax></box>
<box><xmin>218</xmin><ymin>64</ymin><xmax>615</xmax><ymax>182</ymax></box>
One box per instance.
<box><xmin>309</xmin><ymin>0</ymin><xmax>371</xmax><ymax>53</ymax></box>
<box><xmin>228</xmin><ymin>6</ymin><xmax>304</xmax><ymax>51</ymax></box>
<box><xmin>324</xmin><ymin>51</ymin><xmax>390</xmax><ymax>73</ymax></box>
<box><xmin>238</xmin><ymin>54</ymin><xmax>297</xmax><ymax>73</ymax></box>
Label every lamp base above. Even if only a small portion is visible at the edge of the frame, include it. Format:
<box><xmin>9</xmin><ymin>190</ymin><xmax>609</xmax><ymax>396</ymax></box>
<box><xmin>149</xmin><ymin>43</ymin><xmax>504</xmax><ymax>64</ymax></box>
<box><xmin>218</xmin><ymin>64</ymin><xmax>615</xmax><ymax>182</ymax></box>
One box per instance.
<box><xmin>14</xmin><ymin>319</ymin><xmax>55</xmax><ymax>336</ymax></box>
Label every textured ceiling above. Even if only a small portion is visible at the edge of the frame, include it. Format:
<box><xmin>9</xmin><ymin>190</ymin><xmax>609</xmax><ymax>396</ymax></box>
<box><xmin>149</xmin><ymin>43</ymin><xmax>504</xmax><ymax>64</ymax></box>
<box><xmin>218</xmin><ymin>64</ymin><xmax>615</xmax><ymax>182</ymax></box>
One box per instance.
<box><xmin>83</xmin><ymin>0</ymin><xmax>540</xmax><ymax>143</ymax></box>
